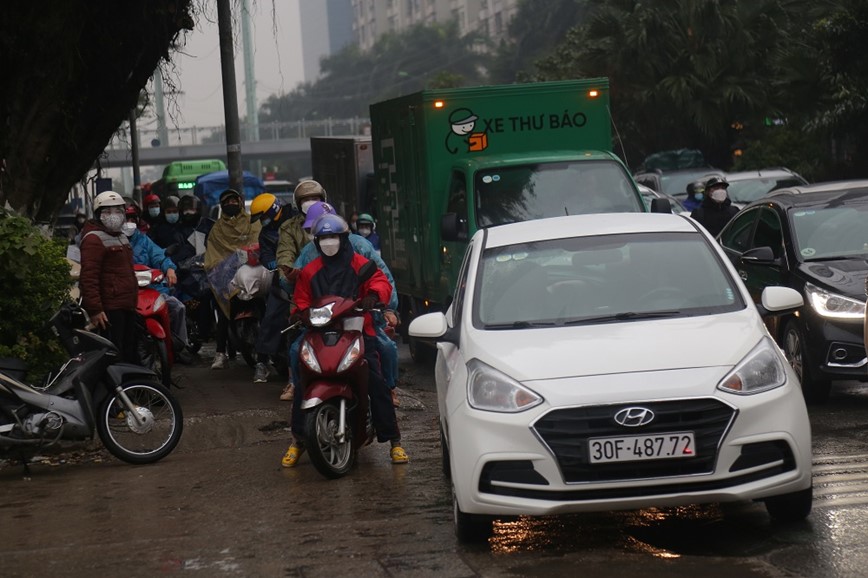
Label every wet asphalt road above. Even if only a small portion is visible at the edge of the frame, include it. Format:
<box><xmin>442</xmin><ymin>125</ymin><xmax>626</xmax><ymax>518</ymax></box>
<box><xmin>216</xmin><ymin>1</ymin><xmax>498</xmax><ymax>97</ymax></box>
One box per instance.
<box><xmin>2</xmin><ymin>345</ymin><xmax>868</xmax><ymax>577</ymax></box>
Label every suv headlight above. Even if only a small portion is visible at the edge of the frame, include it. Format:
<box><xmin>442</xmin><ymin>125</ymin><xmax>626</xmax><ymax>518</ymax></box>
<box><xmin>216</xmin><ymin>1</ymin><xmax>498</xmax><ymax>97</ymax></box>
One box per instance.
<box><xmin>718</xmin><ymin>336</ymin><xmax>787</xmax><ymax>395</ymax></box>
<box><xmin>805</xmin><ymin>282</ymin><xmax>866</xmax><ymax>320</ymax></box>
<box><xmin>466</xmin><ymin>359</ymin><xmax>543</xmax><ymax>412</ymax></box>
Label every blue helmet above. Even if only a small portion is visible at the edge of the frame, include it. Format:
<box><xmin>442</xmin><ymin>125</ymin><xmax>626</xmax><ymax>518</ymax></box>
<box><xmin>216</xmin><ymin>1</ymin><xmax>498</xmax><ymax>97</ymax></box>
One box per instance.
<box><xmin>311</xmin><ymin>213</ymin><xmax>349</xmax><ymax>237</ymax></box>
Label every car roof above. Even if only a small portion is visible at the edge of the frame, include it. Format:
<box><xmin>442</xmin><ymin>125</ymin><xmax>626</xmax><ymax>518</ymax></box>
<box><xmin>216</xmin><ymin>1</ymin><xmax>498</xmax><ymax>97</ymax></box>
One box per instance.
<box><xmin>480</xmin><ymin>213</ymin><xmax>698</xmax><ymax>248</ymax></box>
<box><xmin>725</xmin><ymin>168</ymin><xmax>801</xmax><ymax>181</ymax></box>
<box><xmin>768</xmin><ymin>179</ymin><xmax>868</xmax><ymax>196</ymax></box>
<box><xmin>752</xmin><ymin>185</ymin><xmax>868</xmax><ymax>209</ymax></box>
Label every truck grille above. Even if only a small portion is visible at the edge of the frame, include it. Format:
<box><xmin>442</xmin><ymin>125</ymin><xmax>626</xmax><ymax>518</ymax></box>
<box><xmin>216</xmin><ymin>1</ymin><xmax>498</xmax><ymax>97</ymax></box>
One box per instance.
<box><xmin>532</xmin><ymin>398</ymin><xmax>736</xmax><ymax>483</ymax></box>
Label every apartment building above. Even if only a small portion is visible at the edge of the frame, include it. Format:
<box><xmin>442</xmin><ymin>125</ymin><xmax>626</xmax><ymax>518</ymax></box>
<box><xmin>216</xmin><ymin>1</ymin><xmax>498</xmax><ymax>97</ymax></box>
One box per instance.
<box><xmin>299</xmin><ymin>0</ymin><xmax>356</xmax><ymax>81</ymax></box>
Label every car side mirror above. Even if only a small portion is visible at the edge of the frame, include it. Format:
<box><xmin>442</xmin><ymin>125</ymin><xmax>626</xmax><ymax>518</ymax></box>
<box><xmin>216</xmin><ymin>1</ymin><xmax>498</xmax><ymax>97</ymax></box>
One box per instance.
<box><xmin>650</xmin><ymin>198</ymin><xmax>672</xmax><ymax>214</ymax></box>
<box><xmin>441</xmin><ymin>213</ymin><xmax>467</xmax><ymax>242</ymax></box>
<box><xmin>741</xmin><ymin>246</ymin><xmax>779</xmax><ymax>265</ymax></box>
<box><xmin>409</xmin><ymin>311</ymin><xmax>452</xmax><ymax>341</ymax></box>
<box><xmin>757</xmin><ymin>286</ymin><xmax>803</xmax><ymax>316</ymax></box>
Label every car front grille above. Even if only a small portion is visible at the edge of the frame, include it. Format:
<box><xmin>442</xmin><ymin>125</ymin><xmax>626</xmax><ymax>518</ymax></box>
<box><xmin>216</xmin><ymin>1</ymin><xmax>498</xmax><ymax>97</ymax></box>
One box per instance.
<box><xmin>532</xmin><ymin>398</ymin><xmax>736</xmax><ymax>483</ymax></box>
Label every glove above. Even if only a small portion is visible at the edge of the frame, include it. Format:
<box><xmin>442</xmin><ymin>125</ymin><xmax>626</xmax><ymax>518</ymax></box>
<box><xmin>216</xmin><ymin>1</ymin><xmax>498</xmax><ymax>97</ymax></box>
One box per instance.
<box><xmin>360</xmin><ymin>293</ymin><xmax>378</xmax><ymax>311</ymax></box>
<box><xmin>281</xmin><ymin>265</ymin><xmax>299</xmax><ymax>281</ymax></box>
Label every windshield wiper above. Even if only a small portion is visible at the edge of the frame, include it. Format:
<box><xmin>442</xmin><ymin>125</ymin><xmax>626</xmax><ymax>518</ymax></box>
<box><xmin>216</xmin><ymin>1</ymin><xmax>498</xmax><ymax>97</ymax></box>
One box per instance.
<box><xmin>561</xmin><ymin>310</ymin><xmax>683</xmax><ymax>326</ymax></box>
<box><xmin>484</xmin><ymin>320</ymin><xmax>556</xmax><ymax>330</ymax></box>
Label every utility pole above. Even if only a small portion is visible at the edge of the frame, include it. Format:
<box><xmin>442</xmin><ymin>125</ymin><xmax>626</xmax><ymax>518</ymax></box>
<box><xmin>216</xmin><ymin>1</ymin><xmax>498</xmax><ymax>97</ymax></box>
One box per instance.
<box><xmin>128</xmin><ymin>107</ymin><xmax>142</xmax><ymax>205</ymax></box>
<box><xmin>153</xmin><ymin>71</ymin><xmax>169</xmax><ymax>147</ymax></box>
<box><xmin>241</xmin><ymin>0</ymin><xmax>262</xmax><ymax>178</ymax></box>
<box><xmin>217</xmin><ymin>0</ymin><xmax>243</xmax><ymax>193</ymax></box>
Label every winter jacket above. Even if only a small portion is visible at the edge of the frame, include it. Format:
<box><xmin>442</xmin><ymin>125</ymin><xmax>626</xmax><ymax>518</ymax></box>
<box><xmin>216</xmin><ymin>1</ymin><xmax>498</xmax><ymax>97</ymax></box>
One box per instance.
<box><xmin>79</xmin><ymin>221</ymin><xmax>137</xmax><ymax>315</ymax></box>
<box><xmin>690</xmin><ymin>196</ymin><xmax>740</xmax><ymax>238</ymax></box>
<box><xmin>275</xmin><ymin>213</ymin><xmax>308</xmax><ymax>271</ymax></box>
<box><xmin>258</xmin><ymin>210</ymin><xmax>291</xmax><ymax>270</ymax></box>
<box><xmin>130</xmin><ymin>229</ymin><xmax>177</xmax><ymax>295</ymax></box>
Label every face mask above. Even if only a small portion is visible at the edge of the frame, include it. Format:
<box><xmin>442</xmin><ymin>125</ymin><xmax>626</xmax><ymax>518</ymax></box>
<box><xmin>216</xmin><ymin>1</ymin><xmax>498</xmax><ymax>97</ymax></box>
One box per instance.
<box><xmin>182</xmin><ymin>210</ymin><xmax>197</xmax><ymax>221</ymax></box>
<box><xmin>358</xmin><ymin>226</ymin><xmax>372</xmax><ymax>237</ymax></box>
<box><xmin>165</xmin><ymin>213</ymin><xmax>179</xmax><ymax>224</ymax></box>
<box><xmin>100</xmin><ymin>212</ymin><xmax>124</xmax><ymax>232</ymax></box>
<box><xmin>260</xmin><ymin>217</ymin><xmax>272</xmax><ymax>228</ymax></box>
<box><xmin>148</xmin><ymin>207</ymin><xmax>160</xmax><ymax>218</ymax></box>
<box><xmin>694</xmin><ymin>193</ymin><xmax>704</xmax><ymax>202</ymax></box>
<box><xmin>318</xmin><ymin>238</ymin><xmax>340</xmax><ymax>257</ymax></box>
<box><xmin>710</xmin><ymin>188</ymin><xmax>727</xmax><ymax>203</ymax></box>
<box><xmin>222</xmin><ymin>204</ymin><xmax>241</xmax><ymax>218</ymax></box>
<box><xmin>300</xmin><ymin>200</ymin><xmax>317</xmax><ymax>214</ymax></box>
<box><xmin>121</xmin><ymin>222</ymin><xmax>137</xmax><ymax>237</ymax></box>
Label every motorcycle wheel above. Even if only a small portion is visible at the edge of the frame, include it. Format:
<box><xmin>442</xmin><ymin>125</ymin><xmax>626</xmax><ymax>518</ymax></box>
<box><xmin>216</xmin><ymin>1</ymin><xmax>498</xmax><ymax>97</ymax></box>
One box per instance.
<box><xmin>305</xmin><ymin>401</ymin><xmax>355</xmax><ymax>479</ymax></box>
<box><xmin>96</xmin><ymin>380</ymin><xmax>183</xmax><ymax>464</ymax></box>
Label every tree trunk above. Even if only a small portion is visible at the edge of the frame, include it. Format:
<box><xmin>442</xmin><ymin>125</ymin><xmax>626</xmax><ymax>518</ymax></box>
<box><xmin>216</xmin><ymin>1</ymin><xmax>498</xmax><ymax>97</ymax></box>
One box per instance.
<box><xmin>0</xmin><ymin>1</ymin><xmax>194</xmax><ymax>222</ymax></box>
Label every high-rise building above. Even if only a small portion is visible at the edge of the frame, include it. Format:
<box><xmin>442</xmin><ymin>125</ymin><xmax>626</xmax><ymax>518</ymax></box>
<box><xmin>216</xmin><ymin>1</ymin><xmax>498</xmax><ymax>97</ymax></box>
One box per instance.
<box><xmin>350</xmin><ymin>0</ymin><xmax>518</xmax><ymax>51</ymax></box>
<box><xmin>299</xmin><ymin>0</ymin><xmax>356</xmax><ymax>81</ymax></box>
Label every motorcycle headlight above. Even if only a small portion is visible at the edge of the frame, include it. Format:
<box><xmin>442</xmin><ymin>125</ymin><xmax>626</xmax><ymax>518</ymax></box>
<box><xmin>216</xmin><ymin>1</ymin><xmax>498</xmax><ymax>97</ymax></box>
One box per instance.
<box><xmin>718</xmin><ymin>336</ymin><xmax>787</xmax><ymax>395</ymax></box>
<box><xmin>805</xmin><ymin>282</ymin><xmax>866</xmax><ymax>320</ymax></box>
<box><xmin>337</xmin><ymin>337</ymin><xmax>362</xmax><ymax>373</ymax></box>
<box><xmin>466</xmin><ymin>359</ymin><xmax>543</xmax><ymax>413</ymax></box>
<box><xmin>309</xmin><ymin>303</ymin><xmax>335</xmax><ymax>327</ymax></box>
<box><xmin>153</xmin><ymin>294</ymin><xmax>167</xmax><ymax>312</ymax></box>
<box><xmin>300</xmin><ymin>340</ymin><xmax>321</xmax><ymax>373</ymax></box>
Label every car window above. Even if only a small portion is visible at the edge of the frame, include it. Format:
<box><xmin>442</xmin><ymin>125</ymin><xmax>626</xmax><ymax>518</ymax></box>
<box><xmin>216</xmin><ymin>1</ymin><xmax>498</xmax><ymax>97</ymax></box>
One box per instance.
<box><xmin>635</xmin><ymin>175</ymin><xmax>659</xmax><ymax>191</ymax></box>
<box><xmin>790</xmin><ymin>203</ymin><xmax>868</xmax><ymax>260</ymax></box>
<box><xmin>753</xmin><ymin>208</ymin><xmax>785</xmax><ymax>259</ymax></box>
<box><xmin>473</xmin><ymin>232</ymin><xmax>744</xmax><ymax>328</ymax></box>
<box><xmin>720</xmin><ymin>209</ymin><xmax>759</xmax><ymax>253</ymax></box>
<box><xmin>660</xmin><ymin>171</ymin><xmax>720</xmax><ymax>197</ymax></box>
<box><xmin>727</xmin><ymin>178</ymin><xmax>806</xmax><ymax>204</ymax></box>
<box><xmin>451</xmin><ymin>240</ymin><xmax>474</xmax><ymax>326</ymax></box>
<box><xmin>446</xmin><ymin>170</ymin><xmax>468</xmax><ymax>226</ymax></box>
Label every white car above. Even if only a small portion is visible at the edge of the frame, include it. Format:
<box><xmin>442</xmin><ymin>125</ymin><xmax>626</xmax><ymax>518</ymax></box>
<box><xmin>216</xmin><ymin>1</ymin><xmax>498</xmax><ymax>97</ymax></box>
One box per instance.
<box><xmin>409</xmin><ymin>213</ymin><xmax>812</xmax><ymax>542</ymax></box>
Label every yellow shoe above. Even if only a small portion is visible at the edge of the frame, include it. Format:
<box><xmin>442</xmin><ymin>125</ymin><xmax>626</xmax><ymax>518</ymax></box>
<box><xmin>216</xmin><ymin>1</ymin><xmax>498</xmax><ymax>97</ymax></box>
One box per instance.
<box><xmin>390</xmin><ymin>445</ymin><xmax>409</xmax><ymax>464</ymax></box>
<box><xmin>281</xmin><ymin>444</ymin><xmax>304</xmax><ymax>468</ymax></box>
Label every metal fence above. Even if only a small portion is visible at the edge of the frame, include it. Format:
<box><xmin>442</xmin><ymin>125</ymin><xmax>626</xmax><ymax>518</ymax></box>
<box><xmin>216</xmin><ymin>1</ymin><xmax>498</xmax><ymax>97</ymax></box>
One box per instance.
<box><xmin>107</xmin><ymin>117</ymin><xmax>371</xmax><ymax>150</ymax></box>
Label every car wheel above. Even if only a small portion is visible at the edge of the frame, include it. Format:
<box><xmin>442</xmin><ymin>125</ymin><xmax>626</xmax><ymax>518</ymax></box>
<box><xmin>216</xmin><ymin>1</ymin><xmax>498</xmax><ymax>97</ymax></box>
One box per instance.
<box><xmin>783</xmin><ymin>319</ymin><xmax>831</xmax><ymax>404</ymax></box>
<box><xmin>408</xmin><ymin>335</ymin><xmax>436</xmax><ymax>365</ymax></box>
<box><xmin>765</xmin><ymin>486</ymin><xmax>813</xmax><ymax>522</ymax></box>
<box><xmin>453</xmin><ymin>486</ymin><xmax>492</xmax><ymax>543</ymax></box>
<box><xmin>440</xmin><ymin>421</ymin><xmax>451</xmax><ymax>480</ymax></box>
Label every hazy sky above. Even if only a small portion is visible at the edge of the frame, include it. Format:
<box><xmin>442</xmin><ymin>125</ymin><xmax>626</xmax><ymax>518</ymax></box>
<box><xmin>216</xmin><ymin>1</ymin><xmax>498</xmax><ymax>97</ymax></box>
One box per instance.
<box><xmin>165</xmin><ymin>0</ymin><xmax>305</xmax><ymax>128</ymax></box>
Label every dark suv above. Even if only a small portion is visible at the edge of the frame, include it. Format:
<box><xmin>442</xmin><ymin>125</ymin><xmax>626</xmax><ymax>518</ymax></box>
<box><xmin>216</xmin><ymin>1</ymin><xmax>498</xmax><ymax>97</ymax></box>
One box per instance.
<box><xmin>717</xmin><ymin>181</ymin><xmax>868</xmax><ymax>403</ymax></box>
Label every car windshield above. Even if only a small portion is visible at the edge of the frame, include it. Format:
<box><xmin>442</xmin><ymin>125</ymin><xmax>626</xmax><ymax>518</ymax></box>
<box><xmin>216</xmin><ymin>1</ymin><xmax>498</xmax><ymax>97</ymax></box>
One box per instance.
<box><xmin>727</xmin><ymin>177</ymin><xmax>805</xmax><ymax>204</ymax></box>
<box><xmin>474</xmin><ymin>232</ymin><xmax>744</xmax><ymax>328</ymax></box>
<box><xmin>475</xmin><ymin>160</ymin><xmax>643</xmax><ymax>228</ymax></box>
<box><xmin>661</xmin><ymin>171</ymin><xmax>720</xmax><ymax>197</ymax></box>
<box><xmin>789</xmin><ymin>202</ymin><xmax>868</xmax><ymax>260</ymax></box>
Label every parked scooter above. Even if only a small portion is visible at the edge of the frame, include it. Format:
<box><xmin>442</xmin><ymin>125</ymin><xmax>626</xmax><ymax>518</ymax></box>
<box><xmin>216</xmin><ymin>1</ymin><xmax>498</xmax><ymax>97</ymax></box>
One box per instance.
<box><xmin>228</xmin><ymin>246</ymin><xmax>272</xmax><ymax>368</ymax></box>
<box><xmin>296</xmin><ymin>263</ymin><xmax>379</xmax><ymax>479</ymax></box>
<box><xmin>0</xmin><ymin>302</ymin><xmax>183</xmax><ymax>474</ymax></box>
<box><xmin>134</xmin><ymin>265</ymin><xmax>174</xmax><ymax>387</ymax></box>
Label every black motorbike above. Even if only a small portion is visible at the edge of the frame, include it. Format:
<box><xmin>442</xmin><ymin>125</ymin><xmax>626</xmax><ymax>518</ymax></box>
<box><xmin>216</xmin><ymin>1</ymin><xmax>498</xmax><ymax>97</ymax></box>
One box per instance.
<box><xmin>0</xmin><ymin>302</ymin><xmax>184</xmax><ymax>473</ymax></box>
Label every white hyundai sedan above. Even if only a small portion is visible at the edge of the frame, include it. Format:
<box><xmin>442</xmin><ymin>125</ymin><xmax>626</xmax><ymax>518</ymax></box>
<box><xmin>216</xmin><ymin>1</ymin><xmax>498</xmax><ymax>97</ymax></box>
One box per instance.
<box><xmin>409</xmin><ymin>213</ymin><xmax>812</xmax><ymax>542</ymax></box>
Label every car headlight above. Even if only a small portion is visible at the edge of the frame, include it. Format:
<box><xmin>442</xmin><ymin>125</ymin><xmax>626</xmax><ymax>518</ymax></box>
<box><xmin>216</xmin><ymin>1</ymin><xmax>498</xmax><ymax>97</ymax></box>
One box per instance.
<box><xmin>300</xmin><ymin>340</ymin><xmax>321</xmax><ymax>372</ymax></box>
<box><xmin>805</xmin><ymin>282</ymin><xmax>866</xmax><ymax>320</ymax></box>
<box><xmin>717</xmin><ymin>336</ymin><xmax>787</xmax><ymax>395</ymax></box>
<box><xmin>309</xmin><ymin>303</ymin><xmax>335</xmax><ymax>327</ymax></box>
<box><xmin>337</xmin><ymin>337</ymin><xmax>362</xmax><ymax>373</ymax></box>
<box><xmin>466</xmin><ymin>359</ymin><xmax>543</xmax><ymax>412</ymax></box>
<box><xmin>153</xmin><ymin>294</ymin><xmax>166</xmax><ymax>312</ymax></box>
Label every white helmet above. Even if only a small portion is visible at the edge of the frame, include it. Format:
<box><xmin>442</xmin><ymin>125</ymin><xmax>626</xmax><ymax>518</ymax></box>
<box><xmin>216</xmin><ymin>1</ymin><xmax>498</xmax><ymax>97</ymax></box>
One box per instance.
<box><xmin>94</xmin><ymin>191</ymin><xmax>125</xmax><ymax>211</ymax></box>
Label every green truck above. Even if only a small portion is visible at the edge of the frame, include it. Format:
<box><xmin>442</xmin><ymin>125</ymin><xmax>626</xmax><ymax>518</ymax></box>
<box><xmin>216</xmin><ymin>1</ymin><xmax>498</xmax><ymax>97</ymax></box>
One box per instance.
<box><xmin>369</xmin><ymin>79</ymin><xmax>653</xmax><ymax>354</ymax></box>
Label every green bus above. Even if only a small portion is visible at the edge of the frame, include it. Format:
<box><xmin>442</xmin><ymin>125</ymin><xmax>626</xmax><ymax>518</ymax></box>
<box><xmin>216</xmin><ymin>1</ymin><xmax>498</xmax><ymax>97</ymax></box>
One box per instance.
<box><xmin>151</xmin><ymin>159</ymin><xmax>226</xmax><ymax>197</ymax></box>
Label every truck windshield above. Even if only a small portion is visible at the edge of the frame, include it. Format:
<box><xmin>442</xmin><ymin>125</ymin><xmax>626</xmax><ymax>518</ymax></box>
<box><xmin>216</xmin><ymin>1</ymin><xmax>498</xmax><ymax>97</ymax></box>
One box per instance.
<box><xmin>475</xmin><ymin>161</ymin><xmax>644</xmax><ymax>227</ymax></box>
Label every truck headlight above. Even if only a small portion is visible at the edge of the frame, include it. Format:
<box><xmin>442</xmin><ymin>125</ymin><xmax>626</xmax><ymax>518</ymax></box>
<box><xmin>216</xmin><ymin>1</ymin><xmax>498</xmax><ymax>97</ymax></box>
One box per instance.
<box><xmin>805</xmin><ymin>282</ymin><xmax>866</xmax><ymax>320</ymax></box>
<box><xmin>718</xmin><ymin>337</ymin><xmax>787</xmax><ymax>395</ymax></box>
<box><xmin>466</xmin><ymin>359</ymin><xmax>543</xmax><ymax>412</ymax></box>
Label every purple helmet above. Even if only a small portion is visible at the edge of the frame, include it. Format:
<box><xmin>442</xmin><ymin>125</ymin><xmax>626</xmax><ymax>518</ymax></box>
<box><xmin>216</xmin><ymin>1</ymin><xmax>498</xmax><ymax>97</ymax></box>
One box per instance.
<box><xmin>302</xmin><ymin>201</ymin><xmax>337</xmax><ymax>229</ymax></box>
<box><xmin>311</xmin><ymin>213</ymin><xmax>349</xmax><ymax>237</ymax></box>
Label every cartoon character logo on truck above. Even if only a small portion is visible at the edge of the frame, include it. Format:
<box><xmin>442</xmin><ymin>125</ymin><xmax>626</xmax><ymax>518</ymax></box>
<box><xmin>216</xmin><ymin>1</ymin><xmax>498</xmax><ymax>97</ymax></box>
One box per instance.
<box><xmin>445</xmin><ymin>108</ymin><xmax>487</xmax><ymax>154</ymax></box>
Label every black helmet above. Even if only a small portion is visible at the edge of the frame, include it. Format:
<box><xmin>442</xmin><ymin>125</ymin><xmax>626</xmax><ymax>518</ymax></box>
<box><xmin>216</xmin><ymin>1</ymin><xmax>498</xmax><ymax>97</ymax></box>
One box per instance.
<box><xmin>705</xmin><ymin>176</ymin><xmax>729</xmax><ymax>189</ymax></box>
<box><xmin>686</xmin><ymin>180</ymin><xmax>705</xmax><ymax>196</ymax></box>
<box><xmin>219</xmin><ymin>189</ymin><xmax>242</xmax><ymax>205</ymax></box>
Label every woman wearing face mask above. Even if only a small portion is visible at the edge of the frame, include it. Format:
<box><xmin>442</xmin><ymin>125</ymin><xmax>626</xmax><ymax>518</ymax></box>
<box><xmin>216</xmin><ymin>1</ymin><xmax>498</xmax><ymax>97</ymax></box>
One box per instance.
<box><xmin>149</xmin><ymin>196</ymin><xmax>183</xmax><ymax>250</ymax></box>
<box><xmin>204</xmin><ymin>189</ymin><xmax>262</xmax><ymax>370</ymax></box>
<box><xmin>690</xmin><ymin>176</ymin><xmax>740</xmax><ymax>238</ymax></box>
<box><xmin>355</xmin><ymin>213</ymin><xmax>380</xmax><ymax>254</ymax></box>
<box><xmin>78</xmin><ymin>191</ymin><xmax>139</xmax><ymax>364</ymax></box>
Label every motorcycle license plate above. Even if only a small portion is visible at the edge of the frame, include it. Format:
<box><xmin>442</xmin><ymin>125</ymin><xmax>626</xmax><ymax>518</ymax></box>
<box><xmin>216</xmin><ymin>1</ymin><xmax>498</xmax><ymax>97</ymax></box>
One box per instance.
<box><xmin>588</xmin><ymin>432</ymin><xmax>696</xmax><ymax>464</ymax></box>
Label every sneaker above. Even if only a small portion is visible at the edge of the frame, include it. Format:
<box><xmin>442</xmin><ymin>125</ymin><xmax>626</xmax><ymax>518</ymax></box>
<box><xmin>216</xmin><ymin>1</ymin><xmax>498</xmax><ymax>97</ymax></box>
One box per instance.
<box><xmin>390</xmin><ymin>445</ymin><xmax>409</xmax><ymax>464</ymax></box>
<box><xmin>210</xmin><ymin>352</ymin><xmax>228</xmax><ymax>370</ymax></box>
<box><xmin>391</xmin><ymin>389</ymin><xmax>400</xmax><ymax>408</ymax></box>
<box><xmin>253</xmin><ymin>362</ymin><xmax>269</xmax><ymax>383</ymax></box>
<box><xmin>279</xmin><ymin>382</ymin><xmax>294</xmax><ymax>401</ymax></box>
<box><xmin>281</xmin><ymin>444</ymin><xmax>305</xmax><ymax>468</ymax></box>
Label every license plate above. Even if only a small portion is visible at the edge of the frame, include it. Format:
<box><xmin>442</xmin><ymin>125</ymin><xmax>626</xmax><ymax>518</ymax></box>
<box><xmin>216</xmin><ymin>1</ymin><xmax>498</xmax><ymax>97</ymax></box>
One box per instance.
<box><xmin>588</xmin><ymin>432</ymin><xmax>696</xmax><ymax>464</ymax></box>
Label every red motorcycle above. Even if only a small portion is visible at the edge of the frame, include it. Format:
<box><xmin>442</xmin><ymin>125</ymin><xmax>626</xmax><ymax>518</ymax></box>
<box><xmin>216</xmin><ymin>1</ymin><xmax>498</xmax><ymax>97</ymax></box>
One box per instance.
<box><xmin>297</xmin><ymin>265</ymin><xmax>379</xmax><ymax>479</ymax></box>
<box><xmin>134</xmin><ymin>264</ymin><xmax>174</xmax><ymax>387</ymax></box>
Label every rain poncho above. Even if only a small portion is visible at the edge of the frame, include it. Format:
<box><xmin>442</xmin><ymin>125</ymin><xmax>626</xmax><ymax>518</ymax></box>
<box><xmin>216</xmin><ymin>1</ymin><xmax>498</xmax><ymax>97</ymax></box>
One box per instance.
<box><xmin>204</xmin><ymin>211</ymin><xmax>261</xmax><ymax>317</ymax></box>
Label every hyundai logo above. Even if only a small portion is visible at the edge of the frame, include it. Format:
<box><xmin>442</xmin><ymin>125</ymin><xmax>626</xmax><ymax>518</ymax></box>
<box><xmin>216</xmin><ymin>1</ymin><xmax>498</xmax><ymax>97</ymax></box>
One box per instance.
<box><xmin>613</xmin><ymin>407</ymin><xmax>655</xmax><ymax>427</ymax></box>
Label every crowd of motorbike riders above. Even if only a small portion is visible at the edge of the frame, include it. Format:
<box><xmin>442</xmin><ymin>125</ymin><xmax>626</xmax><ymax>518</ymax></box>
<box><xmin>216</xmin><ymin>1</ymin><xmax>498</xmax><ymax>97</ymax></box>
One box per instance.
<box><xmin>70</xmin><ymin>181</ymin><xmax>408</xmax><ymax>468</ymax></box>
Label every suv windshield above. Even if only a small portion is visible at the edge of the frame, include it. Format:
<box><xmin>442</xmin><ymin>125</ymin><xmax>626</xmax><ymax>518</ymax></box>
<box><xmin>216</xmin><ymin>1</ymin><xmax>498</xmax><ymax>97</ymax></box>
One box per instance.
<box><xmin>790</xmin><ymin>201</ymin><xmax>868</xmax><ymax>260</ymax></box>
<box><xmin>474</xmin><ymin>232</ymin><xmax>744</xmax><ymax>328</ymax></box>
<box><xmin>728</xmin><ymin>178</ymin><xmax>805</xmax><ymax>204</ymax></box>
<box><xmin>475</xmin><ymin>160</ymin><xmax>643</xmax><ymax>228</ymax></box>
